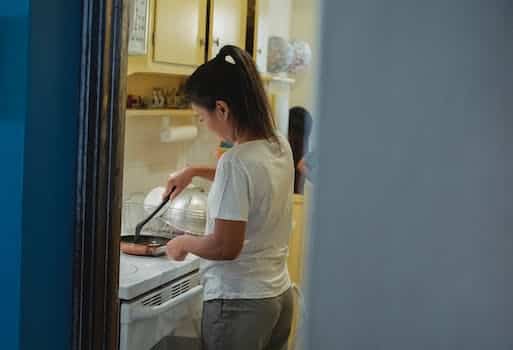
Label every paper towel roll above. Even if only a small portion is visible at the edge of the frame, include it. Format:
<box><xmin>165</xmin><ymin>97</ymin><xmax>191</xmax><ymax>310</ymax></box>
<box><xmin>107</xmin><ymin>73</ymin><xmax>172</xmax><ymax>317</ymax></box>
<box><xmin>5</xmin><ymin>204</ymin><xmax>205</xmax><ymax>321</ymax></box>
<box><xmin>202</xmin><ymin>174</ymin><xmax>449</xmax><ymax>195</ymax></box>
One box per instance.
<box><xmin>160</xmin><ymin>125</ymin><xmax>198</xmax><ymax>143</ymax></box>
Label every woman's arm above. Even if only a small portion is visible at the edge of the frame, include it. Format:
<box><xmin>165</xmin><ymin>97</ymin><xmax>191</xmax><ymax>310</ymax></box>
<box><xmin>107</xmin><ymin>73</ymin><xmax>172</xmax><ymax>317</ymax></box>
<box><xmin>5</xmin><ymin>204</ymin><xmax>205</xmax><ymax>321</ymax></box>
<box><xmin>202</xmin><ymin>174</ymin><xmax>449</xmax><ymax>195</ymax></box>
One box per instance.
<box><xmin>164</xmin><ymin>165</ymin><xmax>216</xmax><ymax>199</ymax></box>
<box><xmin>188</xmin><ymin>165</ymin><xmax>216</xmax><ymax>181</ymax></box>
<box><xmin>166</xmin><ymin>219</ymin><xmax>245</xmax><ymax>261</ymax></box>
<box><xmin>297</xmin><ymin>157</ymin><xmax>308</xmax><ymax>177</ymax></box>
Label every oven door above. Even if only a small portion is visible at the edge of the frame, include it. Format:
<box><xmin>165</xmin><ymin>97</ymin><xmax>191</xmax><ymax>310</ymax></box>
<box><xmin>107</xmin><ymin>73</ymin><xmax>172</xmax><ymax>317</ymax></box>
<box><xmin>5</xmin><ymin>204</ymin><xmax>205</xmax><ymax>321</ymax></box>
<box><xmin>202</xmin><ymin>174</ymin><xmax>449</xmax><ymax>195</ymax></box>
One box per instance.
<box><xmin>120</xmin><ymin>271</ymin><xmax>203</xmax><ymax>350</ymax></box>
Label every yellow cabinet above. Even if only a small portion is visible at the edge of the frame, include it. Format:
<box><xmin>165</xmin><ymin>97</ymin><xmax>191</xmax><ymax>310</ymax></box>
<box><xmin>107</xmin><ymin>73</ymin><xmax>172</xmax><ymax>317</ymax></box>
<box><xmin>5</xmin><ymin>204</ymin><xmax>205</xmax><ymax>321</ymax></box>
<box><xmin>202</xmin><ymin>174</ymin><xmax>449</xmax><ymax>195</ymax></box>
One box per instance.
<box><xmin>128</xmin><ymin>0</ymin><xmax>248</xmax><ymax>76</ymax></box>
<box><xmin>128</xmin><ymin>0</ymin><xmax>205</xmax><ymax>75</ymax></box>
<box><xmin>288</xmin><ymin>194</ymin><xmax>305</xmax><ymax>285</ymax></box>
<box><xmin>153</xmin><ymin>0</ymin><xmax>208</xmax><ymax>66</ymax></box>
<box><xmin>208</xmin><ymin>0</ymin><xmax>248</xmax><ymax>59</ymax></box>
<box><xmin>287</xmin><ymin>194</ymin><xmax>306</xmax><ymax>349</ymax></box>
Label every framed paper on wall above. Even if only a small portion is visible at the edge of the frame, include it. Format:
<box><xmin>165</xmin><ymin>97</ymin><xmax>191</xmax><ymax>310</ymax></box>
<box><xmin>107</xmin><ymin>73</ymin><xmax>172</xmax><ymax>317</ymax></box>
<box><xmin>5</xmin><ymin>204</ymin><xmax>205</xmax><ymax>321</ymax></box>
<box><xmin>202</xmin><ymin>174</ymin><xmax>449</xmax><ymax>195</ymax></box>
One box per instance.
<box><xmin>128</xmin><ymin>0</ymin><xmax>150</xmax><ymax>55</ymax></box>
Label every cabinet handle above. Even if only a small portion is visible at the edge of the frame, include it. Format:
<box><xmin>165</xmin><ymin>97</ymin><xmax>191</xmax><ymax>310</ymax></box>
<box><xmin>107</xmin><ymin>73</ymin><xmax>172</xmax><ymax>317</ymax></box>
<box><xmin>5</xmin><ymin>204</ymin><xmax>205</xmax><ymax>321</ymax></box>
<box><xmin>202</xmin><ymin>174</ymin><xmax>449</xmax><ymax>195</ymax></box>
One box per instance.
<box><xmin>213</xmin><ymin>38</ymin><xmax>220</xmax><ymax>47</ymax></box>
<box><xmin>199</xmin><ymin>38</ymin><xmax>205</xmax><ymax>47</ymax></box>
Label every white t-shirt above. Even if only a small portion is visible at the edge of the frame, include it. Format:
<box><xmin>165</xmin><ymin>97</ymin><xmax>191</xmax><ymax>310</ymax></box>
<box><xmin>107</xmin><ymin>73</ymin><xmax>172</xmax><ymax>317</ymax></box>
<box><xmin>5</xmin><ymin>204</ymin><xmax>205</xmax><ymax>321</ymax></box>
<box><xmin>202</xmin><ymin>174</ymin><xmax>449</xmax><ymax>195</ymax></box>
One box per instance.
<box><xmin>201</xmin><ymin>134</ymin><xmax>294</xmax><ymax>301</ymax></box>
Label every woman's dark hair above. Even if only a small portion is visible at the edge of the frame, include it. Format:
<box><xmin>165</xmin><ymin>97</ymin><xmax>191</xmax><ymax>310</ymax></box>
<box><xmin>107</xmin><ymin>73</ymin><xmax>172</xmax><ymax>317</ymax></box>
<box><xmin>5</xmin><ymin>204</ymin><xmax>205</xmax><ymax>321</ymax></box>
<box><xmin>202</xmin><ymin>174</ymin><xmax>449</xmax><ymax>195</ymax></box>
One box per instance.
<box><xmin>288</xmin><ymin>106</ymin><xmax>312</xmax><ymax>141</ymax></box>
<box><xmin>288</xmin><ymin>106</ymin><xmax>313</xmax><ymax>194</ymax></box>
<box><xmin>184</xmin><ymin>45</ymin><xmax>276</xmax><ymax>141</ymax></box>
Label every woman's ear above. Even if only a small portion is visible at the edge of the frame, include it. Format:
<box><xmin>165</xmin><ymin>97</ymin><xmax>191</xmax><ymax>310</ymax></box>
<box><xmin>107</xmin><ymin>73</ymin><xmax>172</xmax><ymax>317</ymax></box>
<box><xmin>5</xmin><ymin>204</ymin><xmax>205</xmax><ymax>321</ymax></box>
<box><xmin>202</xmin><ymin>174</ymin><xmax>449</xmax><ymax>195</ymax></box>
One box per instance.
<box><xmin>215</xmin><ymin>101</ymin><xmax>230</xmax><ymax>121</ymax></box>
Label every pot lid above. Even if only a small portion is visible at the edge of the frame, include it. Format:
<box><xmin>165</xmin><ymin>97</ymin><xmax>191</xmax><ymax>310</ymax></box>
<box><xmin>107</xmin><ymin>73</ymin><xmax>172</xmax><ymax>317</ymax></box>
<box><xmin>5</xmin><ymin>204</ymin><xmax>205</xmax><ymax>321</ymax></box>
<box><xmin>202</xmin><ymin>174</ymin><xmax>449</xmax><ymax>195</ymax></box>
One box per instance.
<box><xmin>144</xmin><ymin>185</ymin><xmax>207</xmax><ymax>235</ymax></box>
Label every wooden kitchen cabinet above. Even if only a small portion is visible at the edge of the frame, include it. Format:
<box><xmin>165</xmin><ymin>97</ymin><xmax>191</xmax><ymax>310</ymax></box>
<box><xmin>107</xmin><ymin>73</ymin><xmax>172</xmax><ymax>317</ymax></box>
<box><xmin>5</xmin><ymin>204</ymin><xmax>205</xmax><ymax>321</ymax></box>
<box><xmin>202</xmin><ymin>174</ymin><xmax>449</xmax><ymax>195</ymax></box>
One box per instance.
<box><xmin>209</xmin><ymin>0</ymin><xmax>248</xmax><ymax>59</ymax></box>
<box><xmin>288</xmin><ymin>194</ymin><xmax>305</xmax><ymax>285</ymax></box>
<box><xmin>153</xmin><ymin>0</ymin><xmax>208</xmax><ymax>66</ymax></box>
<box><xmin>128</xmin><ymin>0</ymin><xmax>249</xmax><ymax>76</ymax></box>
<box><xmin>287</xmin><ymin>194</ymin><xmax>304</xmax><ymax>349</ymax></box>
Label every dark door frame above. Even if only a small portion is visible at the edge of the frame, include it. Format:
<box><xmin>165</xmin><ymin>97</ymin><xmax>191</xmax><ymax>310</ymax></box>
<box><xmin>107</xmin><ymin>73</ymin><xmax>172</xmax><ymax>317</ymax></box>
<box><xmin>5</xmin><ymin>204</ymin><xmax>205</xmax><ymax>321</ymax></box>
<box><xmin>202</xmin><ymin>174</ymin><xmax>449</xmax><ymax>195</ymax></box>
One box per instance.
<box><xmin>72</xmin><ymin>0</ymin><xmax>128</xmax><ymax>349</ymax></box>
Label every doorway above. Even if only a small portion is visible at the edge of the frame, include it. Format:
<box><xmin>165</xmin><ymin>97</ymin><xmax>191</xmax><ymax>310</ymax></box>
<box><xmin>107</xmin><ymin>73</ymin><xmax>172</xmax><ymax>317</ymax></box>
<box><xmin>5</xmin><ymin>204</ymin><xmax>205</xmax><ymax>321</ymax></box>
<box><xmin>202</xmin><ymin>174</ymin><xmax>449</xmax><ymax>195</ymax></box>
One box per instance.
<box><xmin>72</xmin><ymin>0</ymin><xmax>320</xmax><ymax>349</ymax></box>
<box><xmin>72</xmin><ymin>0</ymin><xmax>127</xmax><ymax>348</ymax></box>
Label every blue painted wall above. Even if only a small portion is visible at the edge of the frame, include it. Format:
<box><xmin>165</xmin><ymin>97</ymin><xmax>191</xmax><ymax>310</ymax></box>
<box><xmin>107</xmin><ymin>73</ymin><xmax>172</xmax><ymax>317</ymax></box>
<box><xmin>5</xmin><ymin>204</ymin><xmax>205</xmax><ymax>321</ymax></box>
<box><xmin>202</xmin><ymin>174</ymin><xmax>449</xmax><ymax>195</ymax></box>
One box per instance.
<box><xmin>0</xmin><ymin>2</ymin><xmax>29</xmax><ymax>349</ymax></box>
<box><xmin>308</xmin><ymin>0</ymin><xmax>513</xmax><ymax>349</ymax></box>
<box><xmin>0</xmin><ymin>0</ymin><xmax>81</xmax><ymax>349</ymax></box>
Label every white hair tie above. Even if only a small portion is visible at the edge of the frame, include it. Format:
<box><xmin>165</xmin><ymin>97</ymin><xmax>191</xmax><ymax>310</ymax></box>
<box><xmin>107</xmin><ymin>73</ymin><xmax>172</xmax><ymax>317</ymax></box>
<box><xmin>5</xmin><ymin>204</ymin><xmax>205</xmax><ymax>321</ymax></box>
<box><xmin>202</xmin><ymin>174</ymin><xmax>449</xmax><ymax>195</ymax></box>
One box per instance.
<box><xmin>225</xmin><ymin>55</ymin><xmax>236</xmax><ymax>64</ymax></box>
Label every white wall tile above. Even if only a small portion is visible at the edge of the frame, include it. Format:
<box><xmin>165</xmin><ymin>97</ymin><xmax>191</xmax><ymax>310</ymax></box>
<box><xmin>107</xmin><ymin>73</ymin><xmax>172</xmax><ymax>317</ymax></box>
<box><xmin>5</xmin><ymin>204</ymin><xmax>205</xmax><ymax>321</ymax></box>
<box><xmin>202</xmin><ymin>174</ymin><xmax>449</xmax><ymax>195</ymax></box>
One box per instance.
<box><xmin>123</xmin><ymin>115</ymin><xmax>218</xmax><ymax>199</ymax></box>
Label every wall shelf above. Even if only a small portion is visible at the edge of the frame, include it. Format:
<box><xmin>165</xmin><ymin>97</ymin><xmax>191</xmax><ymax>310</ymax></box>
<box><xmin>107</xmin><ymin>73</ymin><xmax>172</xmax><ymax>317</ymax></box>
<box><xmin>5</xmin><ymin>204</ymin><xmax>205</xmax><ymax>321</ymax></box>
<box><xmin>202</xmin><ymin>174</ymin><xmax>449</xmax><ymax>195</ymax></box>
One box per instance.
<box><xmin>126</xmin><ymin>109</ymin><xmax>195</xmax><ymax>118</ymax></box>
<box><xmin>261</xmin><ymin>73</ymin><xmax>295</xmax><ymax>84</ymax></box>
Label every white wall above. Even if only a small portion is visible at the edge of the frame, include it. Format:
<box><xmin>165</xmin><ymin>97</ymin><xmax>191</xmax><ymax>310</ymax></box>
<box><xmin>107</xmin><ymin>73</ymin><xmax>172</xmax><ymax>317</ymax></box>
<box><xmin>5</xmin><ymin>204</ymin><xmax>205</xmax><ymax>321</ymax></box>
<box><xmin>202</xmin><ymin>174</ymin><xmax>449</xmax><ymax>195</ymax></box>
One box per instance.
<box><xmin>289</xmin><ymin>0</ymin><xmax>319</xmax><ymax>117</ymax></box>
<box><xmin>266</xmin><ymin>0</ymin><xmax>292</xmax><ymax>39</ymax></box>
<box><xmin>123</xmin><ymin>115</ymin><xmax>218</xmax><ymax>199</ymax></box>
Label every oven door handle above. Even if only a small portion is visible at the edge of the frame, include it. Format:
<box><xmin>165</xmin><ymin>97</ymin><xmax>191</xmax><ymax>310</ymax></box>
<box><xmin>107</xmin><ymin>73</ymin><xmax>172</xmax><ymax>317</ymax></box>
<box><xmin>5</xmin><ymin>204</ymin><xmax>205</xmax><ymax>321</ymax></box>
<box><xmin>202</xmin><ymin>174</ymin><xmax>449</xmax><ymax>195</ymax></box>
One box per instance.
<box><xmin>125</xmin><ymin>285</ymin><xmax>203</xmax><ymax>323</ymax></box>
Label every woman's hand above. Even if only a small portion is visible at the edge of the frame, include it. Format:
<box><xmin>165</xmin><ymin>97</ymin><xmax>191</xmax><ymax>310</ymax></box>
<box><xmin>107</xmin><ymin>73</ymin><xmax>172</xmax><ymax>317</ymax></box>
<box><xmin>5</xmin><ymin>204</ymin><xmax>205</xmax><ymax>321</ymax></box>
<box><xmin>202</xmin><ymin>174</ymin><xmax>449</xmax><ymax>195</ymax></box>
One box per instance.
<box><xmin>164</xmin><ymin>167</ymin><xmax>194</xmax><ymax>201</ymax></box>
<box><xmin>164</xmin><ymin>219</ymin><xmax>245</xmax><ymax>261</ymax></box>
<box><xmin>166</xmin><ymin>236</ymin><xmax>188</xmax><ymax>261</ymax></box>
<box><xmin>297</xmin><ymin>158</ymin><xmax>308</xmax><ymax>177</ymax></box>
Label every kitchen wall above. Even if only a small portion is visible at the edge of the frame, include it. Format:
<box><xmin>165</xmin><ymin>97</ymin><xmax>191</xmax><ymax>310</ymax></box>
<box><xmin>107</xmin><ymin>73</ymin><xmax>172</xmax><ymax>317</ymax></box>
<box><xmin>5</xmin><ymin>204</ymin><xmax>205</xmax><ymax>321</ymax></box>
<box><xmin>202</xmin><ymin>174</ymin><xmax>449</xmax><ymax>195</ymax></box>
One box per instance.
<box><xmin>122</xmin><ymin>72</ymin><xmax>219</xmax><ymax>210</ymax></box>
<box><xmin>0</xmin><ymin>0</ymin><xmax>81</xmax><ymax>349</ymax></box>
<box><xmin>20</xmin><ymin>0</ymin><xmax>80</xmax><ymax>348</ymax></box>
<box><xmin>123</xmin><ymin>113</ymin><xmax>218</xmax><ymax>200</ymax></box>
<box><xmin>266</xmin><ymin>0</ymin><xmax>292</xmax><ymax>39</ymax></box>
<box><xmin>289</xmin><ymin>0</ymin><xmax>319</xmax><ymax>119</ymax></box>
<box><xmin>0</xmin><ymin>2</ymin><xmax>28</xmax><ymax>348</ymax></box>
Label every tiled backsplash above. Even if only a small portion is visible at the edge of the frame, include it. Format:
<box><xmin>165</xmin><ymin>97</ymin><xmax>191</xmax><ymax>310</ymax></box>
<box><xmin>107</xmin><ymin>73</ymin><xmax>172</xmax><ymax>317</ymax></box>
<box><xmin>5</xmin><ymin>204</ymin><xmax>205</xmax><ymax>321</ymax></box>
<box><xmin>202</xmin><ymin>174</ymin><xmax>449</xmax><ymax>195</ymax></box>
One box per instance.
<box><xmin>123</xmin><ymin>113</ymin><xmax>218</xmax><ymax>200</ymax></box>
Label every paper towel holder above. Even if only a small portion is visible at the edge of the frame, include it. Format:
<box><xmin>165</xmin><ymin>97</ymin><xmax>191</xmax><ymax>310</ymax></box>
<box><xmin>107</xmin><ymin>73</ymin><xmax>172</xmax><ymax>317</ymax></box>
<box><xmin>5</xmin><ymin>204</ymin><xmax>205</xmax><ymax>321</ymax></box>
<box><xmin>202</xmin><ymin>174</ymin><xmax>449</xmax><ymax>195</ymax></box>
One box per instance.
<box><xmin>160</xmin><ymin>116</ymin><xmax>198</xmax><ymax>143</ymax></box>
<box><xmin>161</xmin><ymin>115</ymin><xmax>172</xmax><ymax>130</ymax></box>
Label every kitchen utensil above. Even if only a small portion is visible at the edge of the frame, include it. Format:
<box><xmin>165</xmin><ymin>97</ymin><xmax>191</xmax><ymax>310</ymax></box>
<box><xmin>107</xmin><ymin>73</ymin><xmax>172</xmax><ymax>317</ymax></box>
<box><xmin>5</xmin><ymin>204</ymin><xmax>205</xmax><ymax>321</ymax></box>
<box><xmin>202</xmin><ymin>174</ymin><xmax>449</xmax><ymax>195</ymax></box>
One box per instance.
<box><xmin>136</xmin><ymin>191</ymin><xmax>172</xmax><ymax>241</ymax></box>
<box><xmin>123</xmin><ymin>192</ymin><xmax>169</xmax><ymax>235</ymax></box>
<box><xmin>120</xmin><ymin>235</ymin><xmax>170</xmax><ymax>256</ymax></box>
<box><xmin>120</xmin><ymin>190</ymin><xmax>174</xmax><ymax>256</ymax></box>
<box><xmin>144</xmin><ymin>186</ymin><xmax>207</xmax><ymax>235</ymax></box>
<box><xmin>165</xmin><ymin>186</ymin><xmax>207</xmax><ymax>235</ymax></box>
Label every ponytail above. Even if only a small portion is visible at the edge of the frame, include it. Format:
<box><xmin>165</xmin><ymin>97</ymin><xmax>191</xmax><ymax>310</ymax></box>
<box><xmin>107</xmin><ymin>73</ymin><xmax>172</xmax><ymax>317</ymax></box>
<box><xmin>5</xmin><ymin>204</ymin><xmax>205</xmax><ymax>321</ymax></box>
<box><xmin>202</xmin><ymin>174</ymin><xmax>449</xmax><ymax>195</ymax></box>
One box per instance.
<box><xmin>184</xmin><ymin>45</ymin><xmax>277</xmax><ymax>142</ymax></box>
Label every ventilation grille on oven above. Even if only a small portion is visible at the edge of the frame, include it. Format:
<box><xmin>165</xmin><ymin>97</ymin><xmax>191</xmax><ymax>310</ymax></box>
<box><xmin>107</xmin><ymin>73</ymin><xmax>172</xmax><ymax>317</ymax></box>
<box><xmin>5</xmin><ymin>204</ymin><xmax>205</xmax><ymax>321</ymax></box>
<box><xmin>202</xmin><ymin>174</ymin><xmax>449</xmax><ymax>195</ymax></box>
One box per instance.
<box><xmin>141</xmin><ymin>273</ymin><xmax>200</xmax><ymax>307</ymax></box>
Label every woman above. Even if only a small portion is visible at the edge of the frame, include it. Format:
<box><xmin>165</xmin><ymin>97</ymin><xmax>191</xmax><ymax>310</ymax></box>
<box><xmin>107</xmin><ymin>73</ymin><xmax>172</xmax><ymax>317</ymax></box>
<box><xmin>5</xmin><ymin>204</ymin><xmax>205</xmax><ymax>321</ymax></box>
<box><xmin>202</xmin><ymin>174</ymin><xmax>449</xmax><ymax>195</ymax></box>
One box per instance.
<box><xmin>287</xmin><ymin>106</ymin><xmax>313</xmax><ymax>193</ymax></box>
<box><xmin>164</xmin><ymin>45</ymin><xmax>294</xmax><ymax>350</ymax></box>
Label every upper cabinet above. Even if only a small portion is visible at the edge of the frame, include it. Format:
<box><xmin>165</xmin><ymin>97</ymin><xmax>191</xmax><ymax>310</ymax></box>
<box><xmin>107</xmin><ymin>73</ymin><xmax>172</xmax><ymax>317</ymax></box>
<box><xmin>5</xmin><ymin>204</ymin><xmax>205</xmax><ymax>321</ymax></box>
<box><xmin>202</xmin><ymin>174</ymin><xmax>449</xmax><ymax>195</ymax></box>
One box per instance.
<box><xmin>128</xmin><ymin>0</ymin><xmax>248</xmax><ymax>76</ymax></box>
<box><xmin>153</xmin><ymin>0</ymin><xmax>207</xmax><ymax>66</ymax></box>
<box><xmin>208</xmin><ymin>0</ymin><xmax>248</xmax><ymax>59</ymax></box>
<box><xmin>127</xmin><ymin>0</ymin><xmax>291</xmax><ymax>77</ymax></box>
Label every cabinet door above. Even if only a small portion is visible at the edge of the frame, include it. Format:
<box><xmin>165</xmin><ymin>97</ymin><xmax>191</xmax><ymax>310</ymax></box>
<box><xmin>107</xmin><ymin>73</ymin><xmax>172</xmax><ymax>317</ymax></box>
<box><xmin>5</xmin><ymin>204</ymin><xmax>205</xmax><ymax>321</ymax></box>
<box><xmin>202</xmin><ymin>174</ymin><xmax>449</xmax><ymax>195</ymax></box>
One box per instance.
<box><xmin>287</xmin><ymin>194</ymin><xmax>305</xmax><ymax>285</ymax></box>
<box><xmin>209</xmin><ymin>0</ymin><xmax>248</xmax><ymax>59</ymax></box>
<box><xmin>154</xmin><ymin>0</ymin><xmax>207</xmax><ymax>66</ymax></box>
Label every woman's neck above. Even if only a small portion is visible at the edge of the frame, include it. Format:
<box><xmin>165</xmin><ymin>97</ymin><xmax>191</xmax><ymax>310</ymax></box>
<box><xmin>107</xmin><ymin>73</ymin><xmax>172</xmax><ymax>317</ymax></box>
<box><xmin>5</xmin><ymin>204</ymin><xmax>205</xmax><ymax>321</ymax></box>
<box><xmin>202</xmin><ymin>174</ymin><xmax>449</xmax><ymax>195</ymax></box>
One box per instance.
<box><xmin>233</xmin><ymin>131</ymin><xmax>264</xmax><ymax>145</ymax></box>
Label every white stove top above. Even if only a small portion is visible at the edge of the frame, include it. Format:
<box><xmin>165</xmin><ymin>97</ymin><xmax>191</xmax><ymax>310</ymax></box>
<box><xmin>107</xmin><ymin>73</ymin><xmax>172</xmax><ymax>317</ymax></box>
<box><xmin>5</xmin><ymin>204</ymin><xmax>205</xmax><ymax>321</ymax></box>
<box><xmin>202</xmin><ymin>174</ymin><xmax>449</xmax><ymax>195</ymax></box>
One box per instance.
<box><xmin>119</xmin><ymin>252</ymin><xmax>200</xmax><ymax>300</ymax></box>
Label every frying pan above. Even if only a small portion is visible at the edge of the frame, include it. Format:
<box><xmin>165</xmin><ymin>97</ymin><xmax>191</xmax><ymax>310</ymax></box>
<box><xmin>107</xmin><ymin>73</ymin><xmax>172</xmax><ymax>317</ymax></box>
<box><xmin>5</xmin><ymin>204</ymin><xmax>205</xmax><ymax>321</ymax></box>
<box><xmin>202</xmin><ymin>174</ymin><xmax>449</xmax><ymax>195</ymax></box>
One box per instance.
<box><xmin>120</xmin><ymin>190</ymin><xmax>173</xmax><ymax>256</ymax></box>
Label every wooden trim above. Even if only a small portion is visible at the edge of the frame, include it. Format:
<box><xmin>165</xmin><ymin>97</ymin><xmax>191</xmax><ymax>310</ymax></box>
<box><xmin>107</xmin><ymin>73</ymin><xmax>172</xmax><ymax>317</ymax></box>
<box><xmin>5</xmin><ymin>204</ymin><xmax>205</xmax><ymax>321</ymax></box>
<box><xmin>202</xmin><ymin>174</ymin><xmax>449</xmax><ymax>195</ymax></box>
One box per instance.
<box><xmin>207</xmin><ymin>0</ymin><xmax>215</xmax><ymax>59</ymax></box>
<box><xmin>72</xmin><ymin>0</ymin><xmax>128</xmax><ymax>349</ymax></box>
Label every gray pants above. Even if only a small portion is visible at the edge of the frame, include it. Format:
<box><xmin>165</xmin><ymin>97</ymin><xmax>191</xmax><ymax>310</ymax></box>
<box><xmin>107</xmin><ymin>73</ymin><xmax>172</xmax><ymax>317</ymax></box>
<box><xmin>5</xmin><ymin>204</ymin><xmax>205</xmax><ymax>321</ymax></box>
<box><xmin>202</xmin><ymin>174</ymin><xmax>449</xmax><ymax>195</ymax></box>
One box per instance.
<box><xmin>201</xmin><ymin>288</ymin><xmax>294</xmax><ymax>350</ymax></box>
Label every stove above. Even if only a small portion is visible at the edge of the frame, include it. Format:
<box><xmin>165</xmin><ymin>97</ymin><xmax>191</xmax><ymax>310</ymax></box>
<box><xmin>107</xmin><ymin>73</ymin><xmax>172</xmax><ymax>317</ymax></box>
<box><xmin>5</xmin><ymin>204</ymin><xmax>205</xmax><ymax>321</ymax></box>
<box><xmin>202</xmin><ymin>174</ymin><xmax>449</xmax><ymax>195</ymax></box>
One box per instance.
<box><xmin>119</xmin><ymin>252</ymin><xmax>200</xmax><ymax>300</ymax></box>
<box><xmin>119</xmin><ymin>253</ymin><xmax>203</xmax><ymax>350</ymax></box>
